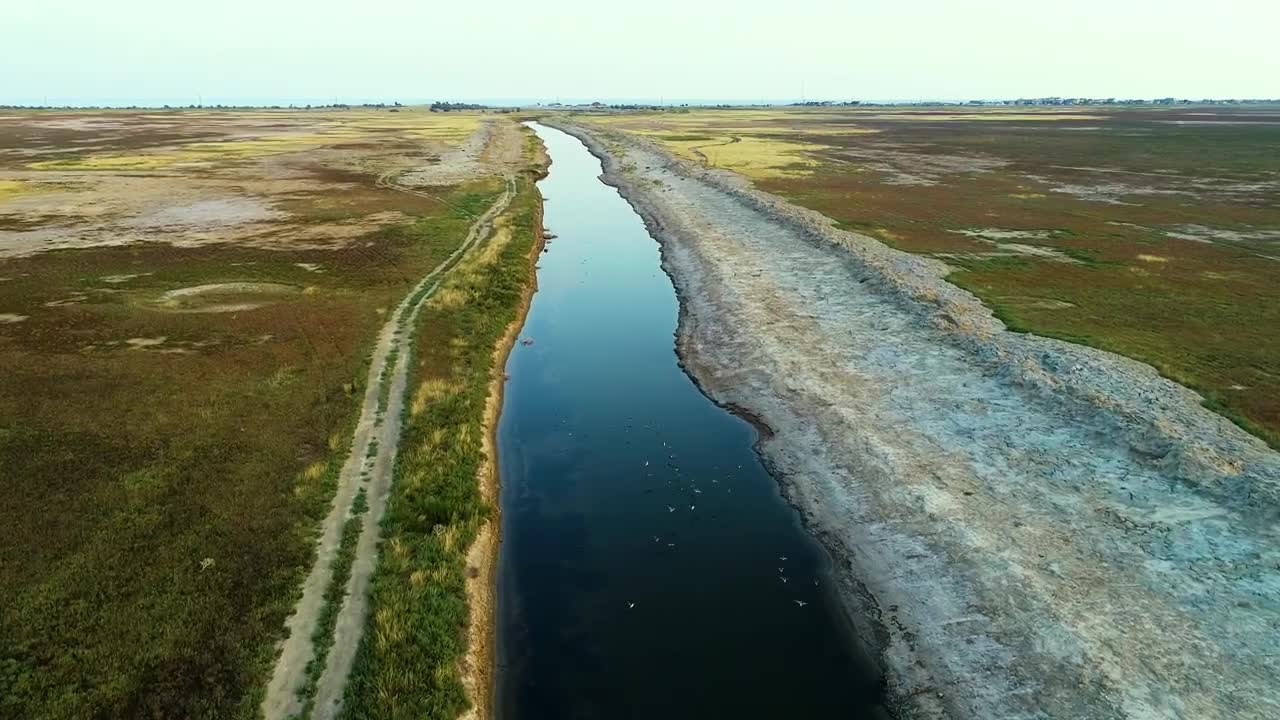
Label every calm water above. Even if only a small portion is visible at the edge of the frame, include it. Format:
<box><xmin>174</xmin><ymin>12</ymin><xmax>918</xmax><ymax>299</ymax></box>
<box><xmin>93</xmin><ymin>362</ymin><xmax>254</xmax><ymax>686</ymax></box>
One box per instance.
<box><xmin>495</xmin><ymin>124</ymin><xmax>884</xmax><ymax>719</ymax></box>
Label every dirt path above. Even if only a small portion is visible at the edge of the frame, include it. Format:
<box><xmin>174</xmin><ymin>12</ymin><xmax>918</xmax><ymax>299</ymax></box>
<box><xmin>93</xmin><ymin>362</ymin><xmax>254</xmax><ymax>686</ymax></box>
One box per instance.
<box><xmin>688</xmin><ymin>134</ymin><xmax>740</xmax><ymax>165</ymax></box>
<box><xmin>262</xmin><ymin>174</ymin><xmax>515</xmax><ymax>720</ymax></box>
<box><xmin>552</xmin><ymin>121</ymin><xmax>1280</xmax><ymax>720</ymax></box>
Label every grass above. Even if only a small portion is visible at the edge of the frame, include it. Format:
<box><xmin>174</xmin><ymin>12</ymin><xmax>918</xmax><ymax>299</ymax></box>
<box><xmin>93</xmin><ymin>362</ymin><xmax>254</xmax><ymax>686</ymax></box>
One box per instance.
<box><xmin>590</xmin><ymin>106</ymin><xmax>1280</xmax><ymax>447</ymax></box>
<box><xmin>338</xmin><ymin>134</ymin><xmax>545</xmax><ymax>720</ymax></box>
<box><xmin>0</xmin><ymin>108</ymin><xmax>511</xmax><ymax>718</ymax></box>
<box><xmin>295</xmin><ymin>489</ymin><xmax>368</xmax><ymax>719</ymax></box>
<box><xmin>19</xmin><ymin>112</ymin><xmax>484</xmax><ymax>171</ymax></box>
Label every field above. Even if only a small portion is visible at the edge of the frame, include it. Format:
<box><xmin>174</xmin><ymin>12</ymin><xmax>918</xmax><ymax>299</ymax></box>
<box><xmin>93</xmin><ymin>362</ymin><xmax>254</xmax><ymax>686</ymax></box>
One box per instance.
<box><xmin>585</xmin><ymin>106</ymin><xmax>1280</xmax><ymax>446</ymax></box>
<box><xmin>0</xmin><ymin>108</ymin><xmax>522</xmax><ymax>719</ymax></box>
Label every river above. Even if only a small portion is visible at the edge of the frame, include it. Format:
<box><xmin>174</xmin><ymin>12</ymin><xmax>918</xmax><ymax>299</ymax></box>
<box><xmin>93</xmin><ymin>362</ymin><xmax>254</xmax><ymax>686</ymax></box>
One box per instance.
<box><xmin>494</xmin><ymin>123</ymin><xmax>884</xmax><ymax>719</ymax></box>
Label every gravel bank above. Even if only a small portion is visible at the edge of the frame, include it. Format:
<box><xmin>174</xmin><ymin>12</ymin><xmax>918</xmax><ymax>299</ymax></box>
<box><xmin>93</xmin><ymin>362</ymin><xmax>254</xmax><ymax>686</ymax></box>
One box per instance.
<box><xmin>548</xmin><ymin>120</ymin><xmax>1280</xmax><ymax>720</ymax></box>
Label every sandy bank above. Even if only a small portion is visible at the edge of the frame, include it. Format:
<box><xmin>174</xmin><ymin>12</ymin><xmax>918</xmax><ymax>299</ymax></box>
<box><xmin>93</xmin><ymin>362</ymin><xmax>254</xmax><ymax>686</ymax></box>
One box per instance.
<box><xmin>547</xmin><ymin>120</ymin><xmax>1280</xmax><ymax>720</ymax></box>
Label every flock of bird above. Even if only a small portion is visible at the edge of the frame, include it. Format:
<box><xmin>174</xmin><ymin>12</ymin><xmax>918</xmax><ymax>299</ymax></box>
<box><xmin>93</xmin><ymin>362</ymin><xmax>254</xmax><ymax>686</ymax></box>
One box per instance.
<box><xmin>531</xmin><ymin>226</ymin><xmax>818</xmax><ymax>617</ymax></box>
<box><xmin>619</xmin><ymin>422</ymin><xmax>817</xmax><ymax>613</ymax></box>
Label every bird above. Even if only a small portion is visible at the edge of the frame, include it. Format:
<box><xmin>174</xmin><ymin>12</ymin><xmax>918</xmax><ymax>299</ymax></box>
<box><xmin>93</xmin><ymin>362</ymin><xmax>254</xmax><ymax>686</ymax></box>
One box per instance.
<box><xmin>653</xmin><ymin>536</ymin><xmax>660</xmax><ymax>543</ymax></box>
<box><xmin>667</xmin><ymin>506</ymin><xmax>675</xmax><ymax>512</ymax></box>
<box><xmin>794</xmin><ymin>600</ymin><xmax>807</xmax><ymax>607</ymax></box>
<box><xmin>780</xmin><ymin>577</ymin><xmax>788</xmax><ymax>583</ymax></box>
<box><xmin>689</xmin><ymin>505</ymin><xmax>695</xmax><ymax>511</ymax></box>
<box><xmin>779</xmin><ymin>556</ymin><xmax>788</xmax><ymax>561</ymax></box>
<box><xmin>628</xmin><ymin>602</ymin><xmax>635</xmax><ymax>609</ymax></box>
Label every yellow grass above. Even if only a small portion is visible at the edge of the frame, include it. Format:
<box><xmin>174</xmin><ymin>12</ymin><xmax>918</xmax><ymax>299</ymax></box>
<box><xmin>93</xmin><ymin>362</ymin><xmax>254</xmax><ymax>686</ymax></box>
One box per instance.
<box><xmin>302</xmin><ymin>461</ymin><xmax>327</xmax><ymax>481</ymax></box>
<box><xmin>411</xmin><ymin>377</ymin><xmax>458</xmax><ymax>416</ymax></box>
<box><xmin>28</xmin><ymin>133</ymin><xmax>335</xmax><ymax>170</ymax></box>
<box><xmin>427</xmin><ymin>214</ymin><xmax>515</xmax><ymax>314</ymax></box>
<box><xmin>0</xmin><ymin>180</ymin><xmax>29</xmax><ymax>200</ymax></box>
<box><xmin>26</xmin><ymin>113</ymin><xmax>482</xmax><ymax>171</ymax></box>
<box><xmin>860</xmin><ymin>113</ymin><xmax>1105</xmax><ymax>121</ymax></box>
<box><xmin>694</xmin><ymin>136</ymin><xmax>827</xmax><ymax>178</ymax></box>
<box><xmin>345</xmin><ymin>112</ymin><xmax>481</xmax><ymax>143</ymax></box>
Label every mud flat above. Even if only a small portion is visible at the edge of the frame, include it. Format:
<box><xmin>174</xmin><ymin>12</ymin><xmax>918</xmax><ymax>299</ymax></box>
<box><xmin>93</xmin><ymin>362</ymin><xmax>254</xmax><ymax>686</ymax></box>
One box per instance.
<box><xmin>548</xmin><ymin>120</ymin><xmax>1280</xmax><ymax>720</ymax></box>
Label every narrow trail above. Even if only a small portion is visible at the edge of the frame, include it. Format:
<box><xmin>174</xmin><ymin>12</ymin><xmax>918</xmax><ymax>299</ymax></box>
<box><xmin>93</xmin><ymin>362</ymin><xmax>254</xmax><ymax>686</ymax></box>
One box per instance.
<box><xmin>688</xmin><ymin>134</ymin><xmax>741</xmax><ymax>165</ymax></box>
<box><xmin>262</xmin><ymin>173</ymin><xmax>515</xmax><ymax>720</ymax></box>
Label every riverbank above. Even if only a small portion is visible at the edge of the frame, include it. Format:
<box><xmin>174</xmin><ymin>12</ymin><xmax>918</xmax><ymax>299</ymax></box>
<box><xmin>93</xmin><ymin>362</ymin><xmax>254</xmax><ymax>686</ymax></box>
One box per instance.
<box><xmin>547</xmin><ymin>119</ymin><xmax>1280</xmax><ymax>719</ymax></box>
<box><xmin>461</xmin><ymin>133</ymin><xmax>550</xmax><ymax>720</ymax></box>
<box><xmin>336</xmin><ymin>128</ymin><xmax>547</xmax><ymax>720</ymax></box>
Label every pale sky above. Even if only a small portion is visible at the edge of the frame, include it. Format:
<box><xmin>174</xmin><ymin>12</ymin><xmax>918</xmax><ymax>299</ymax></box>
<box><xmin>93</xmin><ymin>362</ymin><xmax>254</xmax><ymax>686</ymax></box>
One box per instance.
<box><xmin>3</xmin><ymin>0</ymin><xmax>1277</xmax><ymax>105</ymax></box>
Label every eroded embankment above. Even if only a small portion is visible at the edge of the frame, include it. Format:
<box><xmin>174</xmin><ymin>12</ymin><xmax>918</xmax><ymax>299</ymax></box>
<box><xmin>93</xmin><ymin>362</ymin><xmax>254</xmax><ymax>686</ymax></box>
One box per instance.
<box><xmin>549</xmin><ymin>120</ymin><xmax>1280</xmax><ymax>720</ymax></box>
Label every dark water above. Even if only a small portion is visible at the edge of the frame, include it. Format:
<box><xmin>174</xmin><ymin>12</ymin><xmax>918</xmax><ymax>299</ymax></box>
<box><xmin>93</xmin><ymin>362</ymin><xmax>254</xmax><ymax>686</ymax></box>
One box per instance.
<box><xmin>495</xmin><ymin>124</ymin><xmax>883</xmax><ymax>719</ymax></box>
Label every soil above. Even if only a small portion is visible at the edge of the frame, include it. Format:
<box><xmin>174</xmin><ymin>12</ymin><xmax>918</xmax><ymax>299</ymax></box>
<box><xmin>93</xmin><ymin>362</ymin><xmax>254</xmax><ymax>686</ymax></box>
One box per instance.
<box><xmin>551</xmin><ymin>120</ymin><xmax>1280</xmax><ymax>720</ymax></box>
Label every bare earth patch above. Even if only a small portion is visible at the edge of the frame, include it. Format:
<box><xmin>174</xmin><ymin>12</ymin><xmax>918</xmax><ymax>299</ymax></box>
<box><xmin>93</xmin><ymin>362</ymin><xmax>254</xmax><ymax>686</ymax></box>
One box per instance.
<box><xmin>132</xmin><ymin>197</ymin><xmax>285</xmax><ymax>228</ymax></box>
<box><xmin>155</xmin><ymin>282</ymin><xmax>298</xmax><ymax>313</ymax></box>
<box><xmin>834</xmin><ymin>144</ymin><xmax>1008</xmax><ymax>186</ymax></box>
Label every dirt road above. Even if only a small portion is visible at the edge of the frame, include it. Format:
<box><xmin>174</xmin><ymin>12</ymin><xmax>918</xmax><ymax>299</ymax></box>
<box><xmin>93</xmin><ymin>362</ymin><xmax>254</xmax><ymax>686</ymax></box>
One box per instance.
<box><xmin>262</xmin><ymin>171</ymin><xmax>515</xmax><ymax>720</ymax></box>
<box><xmin>552</xmin><ymin>121</ymin><xmax>1280</xmax><ymax>720</ymax></box>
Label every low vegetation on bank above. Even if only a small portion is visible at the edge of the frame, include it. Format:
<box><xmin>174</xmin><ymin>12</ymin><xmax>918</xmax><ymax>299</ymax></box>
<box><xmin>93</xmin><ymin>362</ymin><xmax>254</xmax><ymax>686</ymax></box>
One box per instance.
<box><xmin>588</xmin><ymin>106</ymin><xmax>1280</xmax><ymax>446</ymax></box>
<box><xmin>339</xmin><ymin>135</ymin><xmax>545</xmax><ymax>719</ymax></box>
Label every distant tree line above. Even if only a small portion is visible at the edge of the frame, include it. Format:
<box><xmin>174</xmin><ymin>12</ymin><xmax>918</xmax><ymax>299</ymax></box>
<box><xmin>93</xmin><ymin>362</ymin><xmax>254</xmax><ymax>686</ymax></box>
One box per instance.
<box><xmin>430</xmin><ymin>102</ymin><xmax>489</xmax><ymax>112</ymax></box>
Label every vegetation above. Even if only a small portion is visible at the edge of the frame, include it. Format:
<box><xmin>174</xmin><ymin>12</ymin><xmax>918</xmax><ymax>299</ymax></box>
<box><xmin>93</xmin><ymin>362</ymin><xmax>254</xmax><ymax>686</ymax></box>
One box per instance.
<box><xmin>0</xmin><ymin>110</ymin><xmax>503</xmax><ymax>718</ymax></box>
<box><xmin>591</xmin><ymin>106</ymin><xmax>1280</xmax><ymax>447</ymax></box>
<box><xmin>339</xmin><ymin>136</ymin><xmax>545</xmax><ymax>720</ymax></box>
<box><xmin>297</xmin><ymin>490</ymin><xmax>368</xmax><ymax>719</ymax></box>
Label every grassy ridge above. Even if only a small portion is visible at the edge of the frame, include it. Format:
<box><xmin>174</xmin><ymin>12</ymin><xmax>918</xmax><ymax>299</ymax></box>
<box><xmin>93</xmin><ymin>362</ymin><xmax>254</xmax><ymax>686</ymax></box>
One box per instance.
<box><xmin>339</xmin><ymin>139</ymin><xmax>544</xmax><ymax>720</ymax></box>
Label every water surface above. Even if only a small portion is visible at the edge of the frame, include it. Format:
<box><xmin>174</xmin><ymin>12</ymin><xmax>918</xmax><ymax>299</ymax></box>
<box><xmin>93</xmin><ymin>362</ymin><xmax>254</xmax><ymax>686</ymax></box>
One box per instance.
<box><xmin>496</xmin><ymin>123</ymin><xmax>883</xmax><ymax>719</ymax></box>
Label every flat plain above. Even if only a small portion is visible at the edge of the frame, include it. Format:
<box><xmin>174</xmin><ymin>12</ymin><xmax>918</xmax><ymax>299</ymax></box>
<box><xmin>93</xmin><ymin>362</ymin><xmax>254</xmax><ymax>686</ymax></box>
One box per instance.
<box><xmin>0</xmin><ymin>108</ymin><xmax>523</xmax><ymax>719</ymax></box>
<box><xmin>588</xmin><ymin>106</ymin><xmax>1280</xmax><ymax>446</ymax></box>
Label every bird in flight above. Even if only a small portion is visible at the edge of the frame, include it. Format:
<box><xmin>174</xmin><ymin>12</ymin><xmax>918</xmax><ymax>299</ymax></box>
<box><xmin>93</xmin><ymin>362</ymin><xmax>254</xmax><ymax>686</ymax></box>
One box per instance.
<box><xmin>794</xmin><ymin>600</ymin><xmax>807</xmax><ymax>607</ymax></box>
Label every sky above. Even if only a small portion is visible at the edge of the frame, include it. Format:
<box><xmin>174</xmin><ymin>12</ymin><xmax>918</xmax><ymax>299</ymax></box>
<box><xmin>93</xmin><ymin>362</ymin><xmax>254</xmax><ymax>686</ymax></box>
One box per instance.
<box><xmin>3</xmin><ymin>0</ymin><xmax>1277</xmax><ymax>105</ymax></box>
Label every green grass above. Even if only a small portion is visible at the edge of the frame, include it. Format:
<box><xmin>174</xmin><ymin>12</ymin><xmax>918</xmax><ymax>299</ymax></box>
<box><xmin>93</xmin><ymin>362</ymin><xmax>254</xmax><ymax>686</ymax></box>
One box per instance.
<box><xmin>295</xmin><ymin>490</ymin><xmax>368</xmax><ymax>719</ymax></box>
<box><xmin>338</xmin><ymin>140</ymin><xmax>545</xmax><ymax>720</ymax></box>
